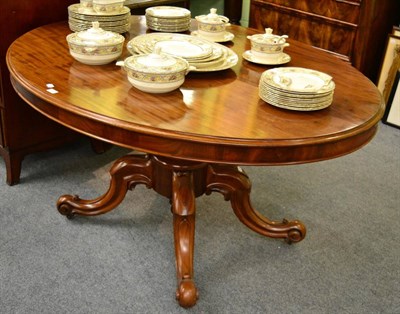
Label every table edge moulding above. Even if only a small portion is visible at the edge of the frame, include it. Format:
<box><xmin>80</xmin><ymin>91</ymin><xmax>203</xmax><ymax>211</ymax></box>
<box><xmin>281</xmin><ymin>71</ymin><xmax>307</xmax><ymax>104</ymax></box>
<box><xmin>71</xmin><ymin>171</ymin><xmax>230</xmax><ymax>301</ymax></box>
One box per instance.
<box><xmin>6</xmin><ymin>16</ymin><xmax>384</xmax><ymax>308</ymax></box>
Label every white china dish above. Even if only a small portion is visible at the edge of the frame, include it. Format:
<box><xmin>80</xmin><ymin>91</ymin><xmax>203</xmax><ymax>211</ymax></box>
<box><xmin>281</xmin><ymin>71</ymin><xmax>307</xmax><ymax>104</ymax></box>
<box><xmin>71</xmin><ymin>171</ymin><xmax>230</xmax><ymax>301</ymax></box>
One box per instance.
<box><xmin>259</xmin><ymin>67</ymin><xmax>335</xmax><ymax>111</ymax></box>
<box><xmin>119</xmin><ymin>47</ymin><xmax>193</xmax><ymax>93</ymax></box>
<box><xmin>126</xmin><ymin>33</ymin><xmax>238</xmax><ymax>72</ymax></box>
<box><xmin>145</xmin><ymin>6</ymin><xmax>191</xmax><ymax>32</ymax></box>
<box><xmin>66</xmin><ymin>21</ymin><xmax>125</xmax><ymax>65</ymax></box>
<box><xmin>92</xmin><ymin>0</ymin><xmax>124</xmax><ymax>14</ymax></box>
<box><xmin>191</xmin><ymin>30</ymin><xmax>234</xmax><ymax>43</ymax></box>
<box><xmin>242</xmin><ymin>50</ymin><xmax>291</xmax><ymax>65</ymax></box>
<box><xmin>247</xmin><ymin>28</ymin><xmax>289</xmax><ymax>60</ymax></box>
<box><xmin>80</xmin><ymin>0</ymin><xmax>93</xmax><ymax>8</ymax></box>
<box><xmin>195</xmin><ymin>8</ymin><xmax>230</xmax><ymax>40</ymax></box>
<box><xmin>146</xmin><ymin>6</ymin><xmax>191</xmax><ymax>18</ymax></box>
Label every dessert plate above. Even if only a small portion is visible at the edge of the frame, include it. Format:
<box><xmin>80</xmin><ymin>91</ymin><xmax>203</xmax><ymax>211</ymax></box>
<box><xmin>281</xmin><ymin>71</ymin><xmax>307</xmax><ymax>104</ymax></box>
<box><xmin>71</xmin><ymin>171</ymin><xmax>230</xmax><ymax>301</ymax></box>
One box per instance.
<box><xmin>262</xmin><ymin>67</ymin><xmax>335</xmax><ymax>94</ymax></box>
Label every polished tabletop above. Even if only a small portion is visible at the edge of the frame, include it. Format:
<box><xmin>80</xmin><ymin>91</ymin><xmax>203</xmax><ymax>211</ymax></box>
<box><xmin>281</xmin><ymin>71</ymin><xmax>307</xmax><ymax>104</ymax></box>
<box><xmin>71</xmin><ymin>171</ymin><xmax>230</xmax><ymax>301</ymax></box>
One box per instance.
<box><xmin>7</xmin><ymin>16</ymin><xmax>384</xmax><ymax>166</ymax></box>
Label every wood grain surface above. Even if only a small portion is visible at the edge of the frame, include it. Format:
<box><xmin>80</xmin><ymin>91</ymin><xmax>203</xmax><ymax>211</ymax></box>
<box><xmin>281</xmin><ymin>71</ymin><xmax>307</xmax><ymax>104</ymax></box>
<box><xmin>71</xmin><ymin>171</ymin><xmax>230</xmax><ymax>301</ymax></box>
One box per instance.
<box><xmin>7</xmin><ymin>16</ymin><xmax>384</xmax><ymax>165</ymax></box>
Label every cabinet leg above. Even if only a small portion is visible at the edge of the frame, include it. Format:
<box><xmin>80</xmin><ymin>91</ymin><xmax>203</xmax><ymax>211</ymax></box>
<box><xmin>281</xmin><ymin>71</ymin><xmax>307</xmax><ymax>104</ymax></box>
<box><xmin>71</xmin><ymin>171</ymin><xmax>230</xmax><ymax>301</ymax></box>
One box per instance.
<box><xmin>0</xmin><ymin>151</ymin><xmax>23</xmax><ymax>186</ymax></box>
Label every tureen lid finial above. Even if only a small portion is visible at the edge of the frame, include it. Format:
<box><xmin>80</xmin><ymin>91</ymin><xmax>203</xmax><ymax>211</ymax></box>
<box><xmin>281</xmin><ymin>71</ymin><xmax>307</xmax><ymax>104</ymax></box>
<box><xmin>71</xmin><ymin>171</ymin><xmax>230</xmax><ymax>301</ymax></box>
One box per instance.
<box><xmin>264</xmin><ymin>28</ymin><xmax>273</xmax><ymax>36</ymax></box>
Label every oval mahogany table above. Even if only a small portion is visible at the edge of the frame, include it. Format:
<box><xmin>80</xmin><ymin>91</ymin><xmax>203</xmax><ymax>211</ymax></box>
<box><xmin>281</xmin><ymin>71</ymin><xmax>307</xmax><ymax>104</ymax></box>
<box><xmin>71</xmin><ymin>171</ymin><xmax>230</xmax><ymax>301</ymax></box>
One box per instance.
<box><xmin>7</xmin><ymin>16</ymin><xmax>384</xmax><ymax>308</ymax></box>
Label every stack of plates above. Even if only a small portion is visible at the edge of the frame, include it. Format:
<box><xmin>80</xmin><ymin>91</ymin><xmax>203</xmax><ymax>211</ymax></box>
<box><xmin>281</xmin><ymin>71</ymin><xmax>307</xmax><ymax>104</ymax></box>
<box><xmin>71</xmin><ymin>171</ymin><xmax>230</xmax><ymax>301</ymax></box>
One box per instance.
<box><xmin>127</xmin><ymin>33</ymin><xmax>238</xmax><ymax>72</ymax></box>
<box><xmin>145</xmin><ymin>6</ymin><xmax>191</xmax><ymax>32</ymax></box>
<box><xmin>68</xmin><ymin>3</ymin><xmax>131</xmax><ymax>33</ymax></box>
<box><xmin>259</xmin><ymin>67</ymin><xmax>335</xmax><ymax>111</ymax></box>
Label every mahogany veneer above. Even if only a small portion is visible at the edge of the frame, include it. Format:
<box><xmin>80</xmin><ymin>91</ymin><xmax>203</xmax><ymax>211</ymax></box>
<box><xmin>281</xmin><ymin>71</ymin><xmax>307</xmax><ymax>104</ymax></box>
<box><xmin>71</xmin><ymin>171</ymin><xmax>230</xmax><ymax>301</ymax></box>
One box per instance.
<box><xmin>249</xmin><ymin>0</ymin><xmax>400</xmax><ymax>82</ymax></box>
<box><xmin>7</xmin><ymin>17</ymin><xmax>384</xmax><ymax>307</ymax></box>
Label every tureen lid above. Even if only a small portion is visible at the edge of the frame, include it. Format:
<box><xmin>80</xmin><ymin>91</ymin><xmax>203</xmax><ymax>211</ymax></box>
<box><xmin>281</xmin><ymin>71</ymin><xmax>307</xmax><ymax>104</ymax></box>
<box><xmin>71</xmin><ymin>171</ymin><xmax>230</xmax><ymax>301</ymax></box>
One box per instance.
<box><xmin>124</xmin><ymin>47</ymin><xmax>189</xmax><ymax>74</ymax></box>
<box><xmin>66</xmin><ymin>21</ymin><xmax>125</xmax><ymax>46</ymax></box>
<box><xmin>247</xmin><ymin>28</ymin><xmax>288</xmax><ymax>44</ymax></box>
<box><xmin>195</xmin><ymin>8</ymin><xmax>229</xmax><ymax>24</ymax></box>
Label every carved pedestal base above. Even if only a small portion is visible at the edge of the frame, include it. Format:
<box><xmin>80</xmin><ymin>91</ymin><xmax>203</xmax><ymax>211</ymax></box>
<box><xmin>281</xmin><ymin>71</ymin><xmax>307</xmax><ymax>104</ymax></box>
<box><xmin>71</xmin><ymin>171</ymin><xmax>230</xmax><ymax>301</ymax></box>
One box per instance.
<box><xmin>57</xmin><ymin>154</ymin><xmax>306</xmax><ymax>308</ymax></box>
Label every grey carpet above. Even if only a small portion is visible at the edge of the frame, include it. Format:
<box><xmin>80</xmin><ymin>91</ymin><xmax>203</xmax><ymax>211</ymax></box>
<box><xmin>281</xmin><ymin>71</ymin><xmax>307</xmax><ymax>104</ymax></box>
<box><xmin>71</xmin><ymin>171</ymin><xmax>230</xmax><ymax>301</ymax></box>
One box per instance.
<box><xmin>0</xmin><ymin>122</ymin><xmax>399</xmax><ymax>314</ymax></box>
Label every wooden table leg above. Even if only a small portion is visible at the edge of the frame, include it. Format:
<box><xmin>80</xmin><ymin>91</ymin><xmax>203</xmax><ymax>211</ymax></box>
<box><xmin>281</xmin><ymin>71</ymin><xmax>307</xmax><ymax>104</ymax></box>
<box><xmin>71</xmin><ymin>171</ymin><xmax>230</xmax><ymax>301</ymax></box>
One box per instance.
<box><xmin>57</xmin><ymin>153</ymin><xmax>153</xmax><ymax>218</ymax></box>
<box><xmin>56</xmin><ymin>155</ymin><xmax>305</xmax><ymax>309</ymax></box>
<box><xmin>172</xmin><ymin>170</ymin><xmax>198</xmax><ymax>308</ymax></box>
<box><xmin>206</xmin><ymin>164</ymin><xmax>306</xmax><ymax>243</ymax></box>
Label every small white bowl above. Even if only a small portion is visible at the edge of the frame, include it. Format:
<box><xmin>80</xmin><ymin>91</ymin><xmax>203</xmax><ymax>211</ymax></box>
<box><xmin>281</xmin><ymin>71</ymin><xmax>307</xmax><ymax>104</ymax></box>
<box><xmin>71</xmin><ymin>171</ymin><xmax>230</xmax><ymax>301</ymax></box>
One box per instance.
<box><xmin>120</xmin><ymin>47</ymin><xmax>193</xmax><ymax>93</ymax></box>
<box><xmin>92</xmin><ymin>0</ymin><xmax>124</xmax><ymax>14</ymax></box>
<box><xmin>66</xmin><ymin>21</ymin><xmax>125</xmax><ymax>65</ymax></box>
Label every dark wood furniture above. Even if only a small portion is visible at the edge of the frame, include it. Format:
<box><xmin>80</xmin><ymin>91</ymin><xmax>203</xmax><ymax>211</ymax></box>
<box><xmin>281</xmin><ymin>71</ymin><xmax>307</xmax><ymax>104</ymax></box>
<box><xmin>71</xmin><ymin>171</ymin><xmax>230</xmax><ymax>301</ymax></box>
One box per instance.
<box><xmin>224</xmin><ymin>0</ymin><xmax>243</xmax><ymax>25</ymax></box>
<box><xmin>0</xmin><ymin>0</ymin><xmax>82</xmax><ymax>185</ymax></box>
<box><xmin>7</xmin><ymin>16</ymin><xmax>384</xmax><ymax>308</ymax></box>
<box><xmin>249</xmin><ymin>0</ymin><xmax>400</xmax><ymax>82</ymax></box>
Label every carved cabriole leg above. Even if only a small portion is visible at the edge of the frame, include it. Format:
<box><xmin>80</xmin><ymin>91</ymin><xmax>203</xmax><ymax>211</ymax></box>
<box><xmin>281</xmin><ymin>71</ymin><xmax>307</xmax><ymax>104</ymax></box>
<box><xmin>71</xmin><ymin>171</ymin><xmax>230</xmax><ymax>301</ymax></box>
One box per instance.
<box><xmin>171</xmin><ymin>170</ymin><xmax>198</xmax><ymax>308</ymax></box>
<box><xmin>57</xmin><ymin>154</ymin><xmax>153</xmax><ymax>218</ymax></box>
<box><xmin>206</xmin><ymin>164</ymin><xmax>306</xmax><ymax>244</ymax></box>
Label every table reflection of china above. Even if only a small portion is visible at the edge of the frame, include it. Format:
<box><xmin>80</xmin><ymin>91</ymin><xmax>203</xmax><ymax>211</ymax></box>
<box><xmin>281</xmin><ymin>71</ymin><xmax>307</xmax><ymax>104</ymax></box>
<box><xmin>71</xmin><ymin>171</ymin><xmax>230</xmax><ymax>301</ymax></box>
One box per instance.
<box><xmin>7</xmin><ymin>16</ymin><xmax>384</xmax><ymax>308</ymax></box>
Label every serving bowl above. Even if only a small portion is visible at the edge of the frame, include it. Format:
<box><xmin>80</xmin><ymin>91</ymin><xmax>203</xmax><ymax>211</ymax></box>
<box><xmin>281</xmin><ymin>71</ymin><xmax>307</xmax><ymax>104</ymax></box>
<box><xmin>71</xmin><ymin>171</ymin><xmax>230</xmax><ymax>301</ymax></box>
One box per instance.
<box><xmin>80</xmin><ymin>0</ymin><xmax>93</xmax><ymax>8</ymax></box>
<box><xmin>195</xmin><ymin>8</ymin><xmax>230</xmax><ymax>40</ymax></box>
<box><xmin>92</xmin><ymin>0</ymin><xmax>124</xmax><ymax>13</ymax></box>
<box><xmin>119</xmin><ymin>47</ymin><xmax>193</xmax><ymax>93</ymax></box>
<box><xmin>247</xmin><ymin>28</ymin><xmax>289</xmax><ymax>62</ymax></box>
<box><xmin>66</xmin><ymin>21</ymin><xmax>125</xmax><ymax>65</ymax></box>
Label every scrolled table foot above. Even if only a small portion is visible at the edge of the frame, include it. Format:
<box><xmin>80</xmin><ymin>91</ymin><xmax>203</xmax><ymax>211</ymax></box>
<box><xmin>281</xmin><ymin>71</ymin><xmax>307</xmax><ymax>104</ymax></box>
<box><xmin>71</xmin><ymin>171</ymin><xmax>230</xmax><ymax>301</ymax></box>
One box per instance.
<box><xmin>57</xmin><ymin>195</ymin><xmax>80</xmax><ymax>219</ymax></box>
<box><xmin>176</xmin><ymin>279</ymin><xmax>198</xmax><ymax>308</ymax></box>
<box><xmin>206</xmin><ymin>164</ymin><xmax>306</xmax><ymax>243</ymax></box>
<box><xmin>56</xmin><ymin>154</ymin><xmax>153</xmax><ymax>217</ymax></box>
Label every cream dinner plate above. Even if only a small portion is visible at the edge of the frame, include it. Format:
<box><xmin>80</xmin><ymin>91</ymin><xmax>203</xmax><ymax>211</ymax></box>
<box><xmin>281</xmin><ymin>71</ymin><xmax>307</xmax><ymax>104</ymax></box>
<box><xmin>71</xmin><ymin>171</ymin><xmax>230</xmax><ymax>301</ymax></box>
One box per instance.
<box><xmin>262</xmin><ymin>67</ymin><xmax>335</xmax><ymax>94</ymax></box>
<box><xmin>145</xmin><ymin>6</ymin><xmax>191</xmax><ymax>18</ymax></box>
<box><xmin>127</xmin><ymin>33</ymin><xmax>238</xmax><ymax>72</ymax></box>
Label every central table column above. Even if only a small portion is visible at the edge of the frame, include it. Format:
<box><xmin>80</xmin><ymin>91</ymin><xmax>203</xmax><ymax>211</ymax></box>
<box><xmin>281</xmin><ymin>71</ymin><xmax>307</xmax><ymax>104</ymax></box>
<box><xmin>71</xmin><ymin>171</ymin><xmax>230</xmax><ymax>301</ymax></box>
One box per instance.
<box><xmin>57</xmin><ymin>154</ymin><xmax>305</xmax><ymax>307</ymax></box>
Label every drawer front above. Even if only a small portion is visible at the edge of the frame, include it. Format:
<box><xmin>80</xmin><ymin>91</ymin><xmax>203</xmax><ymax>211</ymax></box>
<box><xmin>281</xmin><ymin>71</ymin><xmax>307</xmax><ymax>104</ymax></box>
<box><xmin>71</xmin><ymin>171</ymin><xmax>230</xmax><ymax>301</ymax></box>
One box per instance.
<box><xmin>250</xmin><ymin>1</ymin><xmax>358</xmax><ymax>61</ymax></box>
<box><xmin>251</xmin><ymin>0</ymin><xmax>361</xmax><ymax>24</ymax></box>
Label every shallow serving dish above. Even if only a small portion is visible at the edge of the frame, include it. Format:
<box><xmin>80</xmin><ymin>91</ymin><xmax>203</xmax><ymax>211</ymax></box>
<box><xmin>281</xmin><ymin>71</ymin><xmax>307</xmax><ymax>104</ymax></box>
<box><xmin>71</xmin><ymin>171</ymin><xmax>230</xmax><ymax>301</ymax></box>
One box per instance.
<box><xmin>66</xmin><ymin>21</ymin><xmax>125</xmax><ymax>65</ymax></box>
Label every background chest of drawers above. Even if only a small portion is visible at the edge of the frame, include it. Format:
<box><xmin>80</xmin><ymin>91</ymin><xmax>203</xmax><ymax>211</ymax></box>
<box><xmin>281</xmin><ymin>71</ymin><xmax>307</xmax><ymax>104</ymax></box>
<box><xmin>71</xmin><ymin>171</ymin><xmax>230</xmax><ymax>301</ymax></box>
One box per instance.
<box><xmin>249</xmin><ymin>0</ymin><xmax>400</xmax><ymax>83</ymax></box>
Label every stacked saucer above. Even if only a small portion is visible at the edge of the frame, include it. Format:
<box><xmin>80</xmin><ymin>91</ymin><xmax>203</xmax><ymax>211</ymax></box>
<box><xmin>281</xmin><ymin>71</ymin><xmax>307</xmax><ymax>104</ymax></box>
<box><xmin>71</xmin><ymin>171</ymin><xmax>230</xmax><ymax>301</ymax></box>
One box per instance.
<box><xmin>68</xmin><ymin>3</ymin><xmax>131</xmax><ymax>33</ymax></box>
<box><xmin>145</xmin><ymin>6</ymin><xmax>191</xmax><ymax>32</ymax></box>
<box><xmin>259</xmin><ymin>67</ymin><xmax>335</xmax><ymax>111</ymax></box>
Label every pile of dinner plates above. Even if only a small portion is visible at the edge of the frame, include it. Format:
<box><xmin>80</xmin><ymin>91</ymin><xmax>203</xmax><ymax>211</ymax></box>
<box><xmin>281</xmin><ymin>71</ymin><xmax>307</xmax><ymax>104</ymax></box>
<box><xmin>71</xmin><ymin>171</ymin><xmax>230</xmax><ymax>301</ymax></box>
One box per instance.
<box><xmin>127</xmin><ymin>33</ymin><xmax>238</xmax><ymax>72</ymax></box>
<box><xmin>68</xmin><ymin>3</ymin><xmax>131</xmax><ymax>33</ymax></box>
<box><xmin>259</xmin><ymin>67</ymin><xmax>335</xmax><ymax>111</ymax></box>
<box><xmin>145</xmin><ymin>6</ymin><xmax>191</xmax><ymax>32</ymax></box>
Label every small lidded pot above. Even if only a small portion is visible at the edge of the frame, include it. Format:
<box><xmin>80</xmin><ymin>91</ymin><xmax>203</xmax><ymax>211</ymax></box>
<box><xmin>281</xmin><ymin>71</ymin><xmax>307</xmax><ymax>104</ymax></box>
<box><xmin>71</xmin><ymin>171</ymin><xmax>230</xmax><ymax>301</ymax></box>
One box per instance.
<box><xmin>80</xmin><ymin>0</ymin><xmax>93</xmax><ymax>8</ymax></box>
<box><xmin>195</xmin><ymin>8</ymin><xmax>230</xmax><ymax>40</ymax></box>
<box><xmin>66</xmin><ymin>21</ymin><xmax>125</xmax><ymax>65</ymax></box>
<box><xmin>92</xmin><ymin>0</ymin><xmax>124</xmax><ymax>14</ymax></box>
<box><xmin>247</xmin><ymin>28</ymin><xmax>289</xmax><ymax>62</ymax></box>
<box><xmin>121</xmin><ymin>47</ymin><xmax>193</xmax><ymax>93</ymax></box>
